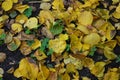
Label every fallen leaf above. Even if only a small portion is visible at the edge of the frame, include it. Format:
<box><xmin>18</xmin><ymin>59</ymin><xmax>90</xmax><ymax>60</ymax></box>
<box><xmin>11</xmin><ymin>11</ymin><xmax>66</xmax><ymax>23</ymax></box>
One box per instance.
<box><xmin>24</xmin><ymin>17</ymin><xmax>38</xmax><ymax>29</ymax></box>
<box><xmin>2</xmin><ymin>0</ymin><xmax>13</xmax><ymax>11</ymax></box>
<box><xmin>49</xmin><ymin>38</ymin><xmax>66</xmax><ymax>54</ymax></box>
<box><xmin>78</xmin><ymin>11</ymin><xmax>93</xmax><ymax>26</ymax></box>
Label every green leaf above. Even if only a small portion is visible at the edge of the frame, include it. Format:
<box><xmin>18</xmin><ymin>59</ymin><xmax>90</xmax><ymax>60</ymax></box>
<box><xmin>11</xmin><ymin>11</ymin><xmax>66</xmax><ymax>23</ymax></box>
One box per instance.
<box><xmin>47</xmin><ymin>48</ymin><xmax>54</xmax><ymax>56</ymax></box>
<box><xmin>50</xmin><ymin>20</ymin><xmax>64</xmax><ymax>35</ymax></box>
<box><xmin>10</xmin><ymin>43</ymin><xmax>18</xmax><ymax>51</ymax></box>
<box><xmin>0</xmin><ymin>77</ymin><xmax>2</xmax><ymax>80</ymax></box>
<box><xmin>23</xmin><ymin>7</ymin><xmax>32</xmax><ymax>17</ymax></box>
<box><xmin>25</xmin><ymin>29</ymin><xmax>31</xmax><ymax>34</ymax></box>
<box><xmin>89</xmin><ymin>46</ymin><xmax>97</xmax><ymax>56</ymax></box>
<box><xmin>0</xmin><ymin>33</ymin><xmax>6</xmax><ymax>40</ymax></box>
<box><xmin>9</xmin><ymin>11</ymin><xmax>17</xmax><ymax>18</ymax></box>
<box><xmin>40</xmin><ymin>38</ymin><xmax>49</xmax><ymax>51</ymax></box>
<box><xmin>66</xmin><ymin>44</ymin><xmax>70</xmax><ymax>51</ymax></box>
<box><xmin>27</xmin><ymin>40</ymin><xmax>35</xmax><ymax>46</ymax></box>
<box><xmin>0</xmin><ymin>40</ymin><xmax>4</xmax><ymax>45</ymax></box>
<box><xmin>116</xmin><ymin>55</ymin><xmax>120</xmax><ymax>63</ymax></box>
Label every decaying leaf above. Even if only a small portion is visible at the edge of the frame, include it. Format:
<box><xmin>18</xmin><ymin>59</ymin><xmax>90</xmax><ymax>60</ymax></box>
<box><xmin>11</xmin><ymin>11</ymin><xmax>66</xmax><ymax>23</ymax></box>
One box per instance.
<box><xmin>0</xmin><ymin>52</ymin><xmax>6</xmax><ymax>63</ymax></box>
<box><xmin>7</xmin><ymin>37</ymin><xmax>21</xmax><ymax>51</ymax></box>
<box><xmin>20</xmin><ymin>41</ymin><xmax>32</xmax><ymax>55</ymax></box>
<box><xmin>17</xmin><ymin>32</ymin><xmax>35</xmax><ymax>40</ymax></box>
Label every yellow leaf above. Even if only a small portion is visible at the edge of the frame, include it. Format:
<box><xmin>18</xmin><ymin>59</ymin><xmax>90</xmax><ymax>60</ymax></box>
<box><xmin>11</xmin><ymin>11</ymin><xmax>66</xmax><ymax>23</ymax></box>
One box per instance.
<box><xmin>31</xmin><ymin>39</ymin><xmax>41</xmax><ymax>50</ymax></box>
<box><xmin>11</xmin><ymin>23</ymin><xmax>23</xmax><ymax>33</ymax></box>
<box><xmin>77</xmin><ymin>24</ymin><xmax>89</xmax><ymax>34</ymax></box>
<box><xmin>34</xmin><ymin>50</ymin><xmax>47</xmax><ymax>60</ymax></box>
<box><xmin>49</xmin><ymin>38</ymin><xmax>66</xmax><ymax>54</ymax></box>
<box><xmin>70</xmin><ymin>34</ymin><xmax>82</xmax><ymax>53</ymax></box>
<box><xmin>59</xmin><ymin>34</ymin><xmax>69</xmax><ymax>41</ymax></box>
<box><xmin>37</xmin><ymin>64</ymin><xmax>50</xmax><ymax>80</ymax></box>
<box><xmin>112</xmin><ymin>11</ymin><xmax>120</xmax><ymax>19</ymax></box>
<box><xmin>82</xmin><ymin>44</ymin><xmax>90</xmax><ymax>51</ymax></box>
<box><xmin>52</xmin><ymin>0</ymin><xmax>64</xmax><ymax>10</ymax></box>
<box><xmin>116</xmin><ymin>36</ymin><xmax>120</xmax><ymax>46</ymax></box>
<box><xmin>15</xmin><ymin>4</ymin><xmax>29</xmax><ymax>13</ymax></box>
<box><xmin>82</xmin><ymin>57</ymin><xmax>94</xmax><ymax>70</ymax></box>
<box><xmin>12</xmin><ymin>0</ymin><xmax>18</xmax><ymax>3</ymax></box>
<box><xmin>24</xmin><ymin>17</ymin><xmax>38</xmax><ymax>29</ymax></box>
<box><xmin>91</xmin><ymin>62</ymin><xmax>106</xmax><ymax>77</ymax></box>
<box><xmin>15</xmin><ymin>14</ymin><xmax>28</xmax><ymax>24</ymax></box>
<box><xmin>104</xmin><ymin>46</ymin><xmax>117</xmax><ymax>60</ymax></box>
<box><xmin>66</xmin><ymin>63</ymin><xmax>76</xmax><ymax>73</ymax></box>
<box><xmin>83</xmin><ymin>33</ymin><xmax>100</xmax><ymax>46</ymax></box>
<box><xmin>2</xmin><ymin>0</ymin><xmax>13</xmax><ymax>11</ymax></box>
<box><xmin>62</xmin><ymin>73</ymin><xmax>70</xmax><ymax>80</ymax></box>
<box><xmin>38</xmin><ymin>10</ymin><xmax>54</xmax><ymax>28</ymax></box>
<box><xmin>105</xmin><ymin>40</ymin><xmax>117</xmax><ymax>49</ymax></box>
<box><xmin>116</xmin><ymin>4</ymin><xmax>120</xmax><ymax>13</ymax></box>
<box><xmin>78</xmin><ymin>11</ymin><xmax>93</xmax><ymax>26</ymax></box>
<box><xmin>14</xmin><ymin>58</ymin><xmax>39</xmax><ymax>80</ymax></box>
<box><xmin>103</xmin><ymin>68</ymin><xmax>119</xmax><ymax>80</ymax></box>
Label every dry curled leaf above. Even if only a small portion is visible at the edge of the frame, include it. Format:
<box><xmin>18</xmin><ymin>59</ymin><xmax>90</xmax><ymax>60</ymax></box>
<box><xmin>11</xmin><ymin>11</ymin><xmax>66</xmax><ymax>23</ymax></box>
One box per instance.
<box><xmin>20</xmin><ymin>41</ymin><xmax>32</xmax><ymax>55</ymax></box>
<box><xmin>0</xmin><ymin>52</ymin><xmax>6</xmax><ymax>63</ymax></box>
<box><xmin>11</xmin><ymin>23</ymin><xmax>23</xmax><ymax>33</ymax></box>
